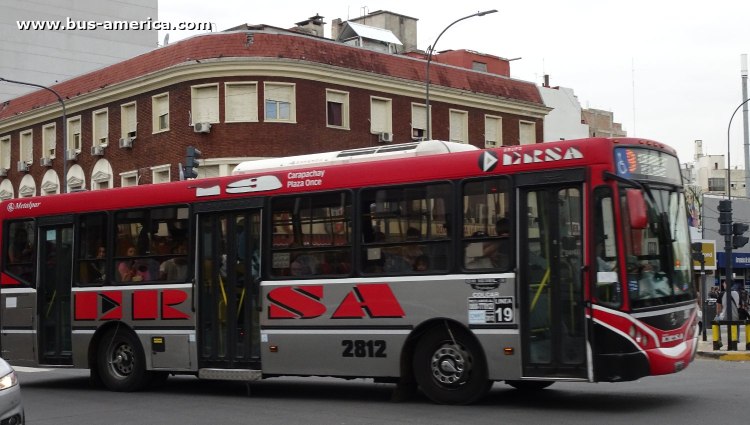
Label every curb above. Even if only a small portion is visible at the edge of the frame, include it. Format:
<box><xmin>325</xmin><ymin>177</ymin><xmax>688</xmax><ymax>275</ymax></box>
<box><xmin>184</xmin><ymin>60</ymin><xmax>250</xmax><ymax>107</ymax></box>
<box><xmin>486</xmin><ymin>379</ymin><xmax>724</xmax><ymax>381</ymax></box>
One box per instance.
<box><xmin>696</xmin><ymin>350</ymin><xmax>750</xmax><ymax>361</ymax></box>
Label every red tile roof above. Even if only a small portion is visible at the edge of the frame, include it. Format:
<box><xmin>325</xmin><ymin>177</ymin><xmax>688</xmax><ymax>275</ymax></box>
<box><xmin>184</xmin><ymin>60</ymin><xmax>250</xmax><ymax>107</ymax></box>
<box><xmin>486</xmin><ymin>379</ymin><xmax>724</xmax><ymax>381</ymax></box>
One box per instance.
<box><xmin>0</xmin><ymin>31</ymin><xmax>542</xmax><ymax>122</ymax></box>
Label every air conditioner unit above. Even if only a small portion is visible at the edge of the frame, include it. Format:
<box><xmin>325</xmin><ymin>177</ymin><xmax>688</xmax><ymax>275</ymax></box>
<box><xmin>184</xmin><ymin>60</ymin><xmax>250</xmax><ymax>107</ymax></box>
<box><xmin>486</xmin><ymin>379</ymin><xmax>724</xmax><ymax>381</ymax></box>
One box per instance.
<box><xmin>17</xmin><ymin>161</ymin><xmax>28</xmax><ymax>172</ymax></box>
<box><xmin>0</xmin><ymin>168</ymin><xmax>7</xmax><ymax>177</ymax></box>
<box><xmin>91</xmin><ymin>146</ymin><xmax>104</xmax><ymax>156</ymax></box>
<box><xmin>65</xmin><ymin>149</ymin><xmax>78</xmax><ymax>161</ymax></box>
<box><xmin>194</xmin><ymin>122</ymin><xmax>212</xmax><ymax>133</ymax></box>
<box><xmin>378</xmin><ymin>132</ymin><xmax>393</xmax><ymax>143</ymax></box>
<box><xmin>119</xmin><ymin>137</ymin><xmax>133</xmax><ymax>148</ymax></box>
<box><xmin>40</xmin><ymin>157</ymin><xmax>53</xmax><ymax>167</ymax></box>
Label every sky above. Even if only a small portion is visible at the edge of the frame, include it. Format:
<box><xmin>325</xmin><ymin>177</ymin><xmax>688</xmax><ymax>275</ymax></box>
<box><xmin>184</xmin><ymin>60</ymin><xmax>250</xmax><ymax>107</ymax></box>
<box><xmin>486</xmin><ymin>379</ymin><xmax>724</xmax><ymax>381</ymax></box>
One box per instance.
<box><xmin>158</xmin><ymin>0</ymin><xmax>750</xmax><ymax>166</ymax></box>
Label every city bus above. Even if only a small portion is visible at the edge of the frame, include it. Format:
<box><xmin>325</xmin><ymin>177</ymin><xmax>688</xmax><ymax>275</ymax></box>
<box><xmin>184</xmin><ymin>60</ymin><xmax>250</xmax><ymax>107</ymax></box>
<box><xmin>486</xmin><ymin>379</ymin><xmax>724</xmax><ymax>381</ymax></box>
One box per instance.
<box><xmin>0</xmin><ymin>138</ymin><xmax>698</xmax><ymax>404</ymax></box>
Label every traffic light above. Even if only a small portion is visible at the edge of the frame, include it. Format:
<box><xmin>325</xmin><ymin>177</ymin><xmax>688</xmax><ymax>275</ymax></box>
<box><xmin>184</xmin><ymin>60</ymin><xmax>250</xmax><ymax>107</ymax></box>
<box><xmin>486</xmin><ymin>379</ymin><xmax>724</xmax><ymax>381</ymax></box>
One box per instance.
<box><xmin>718</xmin><ymin>200</ymin><xmax>733</xmax><ymax>235</ymax></box>
<box><xmin>691</xmin><ymin>242</ymin><xmax>704</xmax><ymax>263</ymax></box>
<box><xmin>732</xmin><ymin>222</ymin><xmax>750</xmax><ymax>249</ymax></box>
<box><xmin>183</xmin><ymin>146</ymin><xmax>201</xmax><ymax>180</ymax></box>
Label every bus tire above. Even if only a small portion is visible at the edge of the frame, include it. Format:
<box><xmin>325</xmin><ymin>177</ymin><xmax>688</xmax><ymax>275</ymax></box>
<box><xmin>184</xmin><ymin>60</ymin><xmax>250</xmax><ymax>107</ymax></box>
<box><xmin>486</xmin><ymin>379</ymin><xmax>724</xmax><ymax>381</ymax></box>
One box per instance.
<box><xmin>413</xmin><ymin>324</ymin><xmax>490</xmax><ymax>405</ymax></box>
<box><xmin>506</xmin><ymin>380</ymin><xmax>554</xmax><ymax>391</ymax></box>
<box><xmin>97</xmin><ymin>327</ymin><xmax>152</xmax><ymax>392</ymax></box>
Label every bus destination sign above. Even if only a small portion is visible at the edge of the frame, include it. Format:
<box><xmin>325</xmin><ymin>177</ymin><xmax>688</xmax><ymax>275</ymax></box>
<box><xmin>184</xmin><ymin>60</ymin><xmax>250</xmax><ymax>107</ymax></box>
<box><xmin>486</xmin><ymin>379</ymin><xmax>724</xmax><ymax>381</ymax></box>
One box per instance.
<box><xmin>615</xmin><ymin>147</ymin><xmax>681</xmax><ymax>184</ymax></box>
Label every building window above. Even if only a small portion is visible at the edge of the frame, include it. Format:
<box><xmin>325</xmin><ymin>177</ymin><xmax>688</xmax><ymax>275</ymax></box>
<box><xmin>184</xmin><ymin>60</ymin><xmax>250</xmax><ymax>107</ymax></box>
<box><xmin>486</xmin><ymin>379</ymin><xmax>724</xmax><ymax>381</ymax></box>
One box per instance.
<box><xmin>93</xmin><ymin>108</ymin><xmax>108</xmax><ymax>146</ymax></box>
<box><xmin>120</xmin><ymin>102</ymin><xmax>137</xmax><ymax>139</ymax></box>
<box><xmin>264</xmin><ymin>83</ymin><xmax>295</xmax><ymax>122</ymax></box>
<box><xmin>152</xmin><ymin>93</ymin><xmax>169</xmax><ymax>133</ymax></box>
<box><xmin>191</xmin><ymin>84</ymin><xmax>220</xmax><ymax>125</ymax></box>
<box><xmin>0</xmin><ymin>136</ymin><xmax>9</xmax><ymax>170</ymax></box>
<box><xmin>67</xmin><ymin>116</ymin><xmax>82</xmax><ymax>151</ymax></box>
<box><xmin>151</xmin><ymin>164</ymin><xmax>170</xmax><ymax>184</ymax></box>
<box><xmin>472</xmin><ymin>61</ymin><xmax>488</xmax><ymax>72</ymax></box>
<box><xmin>370</xmin><ymin>97</ymin><xmax>392</xmax><ymax>134</ymax></box>
<box><xmin>519</xmin><ymin>121</ymin><xmax>536</xmax><ymax>145</ymax></box>
<box><xmin>326</xmin><ymin>89</ymin><xmax>349</xmax><ymax>129</ymax></box>
<box><xmin>411</xmin><ymin>103</ymin><xmax>430</xmax><ymax>140</ymax></box>
<box><xmin>225</xmin><ymin>83</ymin><xmax>258</xmax><ymax>123</ymax></box>
<box><xmin>20</xmin><ymin>130</ymin><xmax>33</xmax><ymax>164</ymax></box>
<box><xmin>484</xmin><ymin>115</ymin><xmax>502</xmax><ymax>148</ymax></box>
<box><xmin>120</xmin><ymin>170</ymin><xmax>138</xmax><ymax>187</ymax></box>
<box><xmin>43</xmin><ymin>124</ymin><xmax>56</xmax><ymax>159</ymax></box>
<box><xmin>449</xmin><ymin>109</ymin><xmax>469</xmax><ymax>144</ymax></box>
<box><xmin>707</xmin><ymin>178</ymin><xmax>725</xmax><ymax>191</ymax></box>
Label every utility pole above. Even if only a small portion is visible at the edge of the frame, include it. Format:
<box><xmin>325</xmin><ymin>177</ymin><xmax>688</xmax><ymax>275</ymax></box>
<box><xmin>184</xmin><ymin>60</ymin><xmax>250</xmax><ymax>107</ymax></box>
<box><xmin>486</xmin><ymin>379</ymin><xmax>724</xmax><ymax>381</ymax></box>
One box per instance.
<box><xmin>742</xmin><ymin>54</ymin><xmax>749</xmax><ymax>197</ymax></box>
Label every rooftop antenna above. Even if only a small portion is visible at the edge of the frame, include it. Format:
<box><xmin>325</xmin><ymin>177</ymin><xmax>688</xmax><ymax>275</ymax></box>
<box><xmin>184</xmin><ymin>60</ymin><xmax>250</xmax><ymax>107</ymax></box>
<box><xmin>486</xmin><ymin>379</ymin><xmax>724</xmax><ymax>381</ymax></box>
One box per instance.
<box><xmin>632</xmin><ymin>58</ymin><xmax>636</xmax><ymax>137</ymax></box>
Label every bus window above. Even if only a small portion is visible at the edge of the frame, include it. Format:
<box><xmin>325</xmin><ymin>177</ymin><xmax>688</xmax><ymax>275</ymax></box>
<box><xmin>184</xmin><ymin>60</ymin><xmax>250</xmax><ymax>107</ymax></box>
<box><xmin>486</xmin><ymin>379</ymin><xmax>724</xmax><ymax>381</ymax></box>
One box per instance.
<box><xmin>593</xmin><ymin>187</ymin><xmax>621</xmax><ymax>308</ymax></box>
<box><xmin>4</xmin><ymin>220</ymin><xmax>35</xmax><ymax>285</ymax></box>
<box><xmin>461</xmin><ymin>178</ymin><xmax>512</xmax><ymax>271</ymax></box>
<box><xmin>360</xmin><ymin>183</ymin><xmax>452</xmax><ymax>274</ymax></box>
<box><xmin>77</xmin><ymin>213</ymin><xmax>108</xmax><ymax>285</ymax></box>
<box><xmin>271</xmin><ymin>191</ymin><xmax>352</xmax><ymax>277</ymax></box>
<box><xmin>114</xmin><ymin>207</ymin><xmax>189</xmax><ymax>283</ymax></box>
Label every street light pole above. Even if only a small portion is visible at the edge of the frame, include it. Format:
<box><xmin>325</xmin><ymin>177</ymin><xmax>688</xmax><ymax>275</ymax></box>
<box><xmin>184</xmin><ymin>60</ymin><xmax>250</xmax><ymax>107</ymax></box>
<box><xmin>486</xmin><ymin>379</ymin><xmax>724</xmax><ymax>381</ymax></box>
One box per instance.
<box><xmin>425</xmin><ymin>9</ymin><xmax>497</xmax><ymax>140</ymax></box>
<box><xmin>0</xmin><ymin>77</ymin><xmax>67</xmax><ymax>194</ymax></box>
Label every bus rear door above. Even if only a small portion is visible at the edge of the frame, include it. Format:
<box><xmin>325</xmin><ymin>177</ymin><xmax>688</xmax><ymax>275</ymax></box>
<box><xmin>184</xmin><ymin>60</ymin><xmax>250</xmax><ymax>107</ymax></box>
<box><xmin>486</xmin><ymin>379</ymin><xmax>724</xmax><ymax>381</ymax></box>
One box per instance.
<box><xmin>517</xmin><ymin>170</ymin><xmax>589</xmax><ymax>380</ymax></box>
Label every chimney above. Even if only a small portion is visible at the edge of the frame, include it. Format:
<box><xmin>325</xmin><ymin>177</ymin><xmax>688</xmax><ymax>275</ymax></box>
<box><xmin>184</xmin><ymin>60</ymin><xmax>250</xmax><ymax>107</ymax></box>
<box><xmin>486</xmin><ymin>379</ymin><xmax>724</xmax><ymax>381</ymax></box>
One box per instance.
<box><xmin>295</xmin><ymin>14</ymin><xmax>326</xmax><ymax>38</ymax></box>
<box><xmin>331</xmin><ymin>18</ymin><xmax>342</xmax><ymax>40</ymax></box>
<box><xmin>694</xmin><ymin>139</ymin><xmax>703</xmax><ymax>161</ymax></box>
<box><xmin>543</xmin><ymin>74</ymin><xmax>550</xmax><ymax>88</ymax></box>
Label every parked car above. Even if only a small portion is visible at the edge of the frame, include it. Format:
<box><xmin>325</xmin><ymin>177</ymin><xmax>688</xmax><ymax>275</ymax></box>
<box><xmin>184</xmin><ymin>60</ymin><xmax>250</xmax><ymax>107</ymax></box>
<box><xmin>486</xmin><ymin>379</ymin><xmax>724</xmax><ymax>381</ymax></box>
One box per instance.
<box><xmin>0</xmin><ymin>358</ymin><xmax>23</xmax><ymax>424</ymax></box>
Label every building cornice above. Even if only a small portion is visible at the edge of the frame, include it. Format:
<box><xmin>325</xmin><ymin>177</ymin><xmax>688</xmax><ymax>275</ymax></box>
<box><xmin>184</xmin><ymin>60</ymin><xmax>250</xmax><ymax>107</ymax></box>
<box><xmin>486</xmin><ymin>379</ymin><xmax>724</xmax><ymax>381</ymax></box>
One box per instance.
<box><xmin>0</xmin><ymin>57</ymin><xmax>551</xmax><ymax>134</ymax></box>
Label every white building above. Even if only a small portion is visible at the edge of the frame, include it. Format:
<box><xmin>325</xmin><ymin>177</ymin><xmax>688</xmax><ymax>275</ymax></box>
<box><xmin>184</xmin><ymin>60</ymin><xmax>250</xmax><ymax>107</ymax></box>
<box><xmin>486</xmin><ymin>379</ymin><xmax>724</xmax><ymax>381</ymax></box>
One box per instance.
<box><xmin>0</xmin><ymin>0</ymin><xmax>157</xmax><ymax>103</ymax></box>
<box><xmin>682</xmin><ymin>140</ymin><xmax>746</xmax><ymax>197</ymax></box>
<box><xmin>538</xmin><ymin>81</ymin><xmax>589</xmax><ymax>142</ymax></box>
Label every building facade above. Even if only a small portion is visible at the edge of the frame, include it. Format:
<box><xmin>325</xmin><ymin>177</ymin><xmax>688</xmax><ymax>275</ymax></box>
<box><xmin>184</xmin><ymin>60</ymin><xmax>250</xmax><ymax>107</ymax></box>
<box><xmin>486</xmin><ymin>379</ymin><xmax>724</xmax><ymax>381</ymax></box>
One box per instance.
<box><xmin>538</xmin><ymin>77</ymin><xmax>589</xmax><ymax>142</ymax></box>
<box><xmin>0</xmin><ymin>28</ymin><xmax>549</xmax><ymax>198</ymax></box>
<box><xmin>581</xmin><ymin>108</ymin><xmax>627</xmax><ymax>138</ymax></box>
<box><xmin>0</xmin><ymin>0</ymin><xmax>158</xmax><ymax>103</ymax></box>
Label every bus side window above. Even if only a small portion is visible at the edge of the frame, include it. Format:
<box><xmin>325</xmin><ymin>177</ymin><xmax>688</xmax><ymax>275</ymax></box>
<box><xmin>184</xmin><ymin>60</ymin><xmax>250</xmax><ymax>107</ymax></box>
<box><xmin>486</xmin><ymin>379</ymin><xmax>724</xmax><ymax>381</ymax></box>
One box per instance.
<box><xmin>4</xmin><ymin>220</ymin><xmax>35</xmax><ymax>286</ymax></box>
<box><xmin>270</xmin><ymin>191</ymin><xmax>352</xmax><ymax>278</ymax></box>
<box><xmin>360</xmin><ymin>183</ymin><xmax>452</xmax><ymax>275</ymax></box>
<box><xmin>594</xmin><ymin>186</ymin><xmax>621</xmax><ymax>308</ymax></box>
<box><xmin>77</xmin><ymin>213</ymin><xmax>108</xmax><ymax>286</ymax></box>
<box><xmin>461</xmin><ymin>178</ymin><xmax>512</xmax><ymax>271</ymax></box>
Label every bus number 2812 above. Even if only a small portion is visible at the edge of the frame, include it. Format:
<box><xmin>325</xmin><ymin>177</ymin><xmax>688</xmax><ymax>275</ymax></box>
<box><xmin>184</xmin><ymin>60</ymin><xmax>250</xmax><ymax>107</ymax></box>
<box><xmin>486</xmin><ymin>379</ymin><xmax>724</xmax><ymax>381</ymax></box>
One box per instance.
<box><xmin>342</xmin><ymin>340</ymin><xmax>387</xmax><ymax>358</ymax></box>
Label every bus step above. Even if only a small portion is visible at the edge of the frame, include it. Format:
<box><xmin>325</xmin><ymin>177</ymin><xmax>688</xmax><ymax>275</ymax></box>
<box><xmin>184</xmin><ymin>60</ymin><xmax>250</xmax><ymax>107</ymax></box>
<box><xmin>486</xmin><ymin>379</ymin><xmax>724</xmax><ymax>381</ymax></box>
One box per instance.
<box><xmin>198</xmin><ymin>368</ymin><xmax>261</xmax><ymax>381</ymax></box>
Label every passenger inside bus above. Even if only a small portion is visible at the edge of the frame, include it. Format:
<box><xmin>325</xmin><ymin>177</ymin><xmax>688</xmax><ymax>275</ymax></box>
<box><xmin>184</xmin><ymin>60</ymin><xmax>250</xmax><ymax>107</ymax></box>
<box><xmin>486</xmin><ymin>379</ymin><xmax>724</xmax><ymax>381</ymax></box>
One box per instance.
<box><xmin>90</xmin><ymin>246</ymin><xmax>107</xmax><ymax>283</ymax></box>
<box><xmin>118</xmin><ymin>245</ymin><xmax>151</xmax><ymax>282</ymax></box>
<box><xmin>159</xmin><ymin>240</ymin><xmax>188</xmax><ymax>281</ymax></box>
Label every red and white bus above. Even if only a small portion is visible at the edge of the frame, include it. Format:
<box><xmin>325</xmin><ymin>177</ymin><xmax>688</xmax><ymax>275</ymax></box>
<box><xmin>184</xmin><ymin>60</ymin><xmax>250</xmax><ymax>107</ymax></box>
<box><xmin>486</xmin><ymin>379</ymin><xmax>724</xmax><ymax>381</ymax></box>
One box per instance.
<box><xmin>0</xmin><ymin>138</ymin><xmax>697</xmax><ymax>404</ymax></box>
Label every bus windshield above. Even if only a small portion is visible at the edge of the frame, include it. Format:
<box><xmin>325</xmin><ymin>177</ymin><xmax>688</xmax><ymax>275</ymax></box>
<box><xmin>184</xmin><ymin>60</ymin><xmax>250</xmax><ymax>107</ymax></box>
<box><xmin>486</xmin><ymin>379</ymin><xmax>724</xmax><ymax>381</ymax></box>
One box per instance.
<box><xmin>621</xmin><ymin>187</ymin><xmax>695</xmax><ymax>308</ymax></box>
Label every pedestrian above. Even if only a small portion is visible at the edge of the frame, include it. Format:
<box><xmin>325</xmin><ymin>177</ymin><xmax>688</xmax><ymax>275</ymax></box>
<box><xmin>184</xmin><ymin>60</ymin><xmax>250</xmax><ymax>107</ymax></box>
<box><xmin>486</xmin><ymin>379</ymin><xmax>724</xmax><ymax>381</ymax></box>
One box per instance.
<box><xmin>708</xmin><ymin>286</ymin><xmax>718</xmax><ymax>299</ymax></box>
<box><xmin>716</xmin><ymin>281</ymin><xmax>740</xmax><ymax>321</ymax></box>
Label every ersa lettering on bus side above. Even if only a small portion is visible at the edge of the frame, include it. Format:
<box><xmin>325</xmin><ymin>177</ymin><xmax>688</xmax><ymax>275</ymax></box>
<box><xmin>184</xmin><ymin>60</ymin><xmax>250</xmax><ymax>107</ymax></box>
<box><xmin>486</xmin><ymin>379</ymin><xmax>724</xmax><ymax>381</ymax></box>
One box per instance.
<box><xmin>287</xmin><ymin>170</ymin><xmax>325</xmax><ymax>188</ymax></box>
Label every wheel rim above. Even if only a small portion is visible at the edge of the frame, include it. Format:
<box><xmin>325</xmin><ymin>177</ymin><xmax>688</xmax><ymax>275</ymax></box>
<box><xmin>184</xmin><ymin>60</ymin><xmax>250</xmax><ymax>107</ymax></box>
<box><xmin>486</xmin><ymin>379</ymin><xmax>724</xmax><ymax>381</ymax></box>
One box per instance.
<box><xmin>430</xmin><ymin>343</ymin><xmax>473</xmax><ymax>388</ymax></box>
<box><xmin>108</xmin><ymin>342</ymin><xmax>135</xmax><ymax>378</ymax></box>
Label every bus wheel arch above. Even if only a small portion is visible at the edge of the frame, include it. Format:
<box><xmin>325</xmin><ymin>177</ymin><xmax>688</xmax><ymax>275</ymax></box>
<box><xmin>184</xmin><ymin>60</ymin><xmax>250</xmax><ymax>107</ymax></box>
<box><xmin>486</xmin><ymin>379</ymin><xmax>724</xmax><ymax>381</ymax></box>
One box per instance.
<box><xmin>91</xmin><ymin>322</ymin><xmax>152</xmax><ymax>392</ymax></box>
<box><xmin>404</xmin><ymin>319</ymin><xmax>491</xmax><ymax>405</ymax></box>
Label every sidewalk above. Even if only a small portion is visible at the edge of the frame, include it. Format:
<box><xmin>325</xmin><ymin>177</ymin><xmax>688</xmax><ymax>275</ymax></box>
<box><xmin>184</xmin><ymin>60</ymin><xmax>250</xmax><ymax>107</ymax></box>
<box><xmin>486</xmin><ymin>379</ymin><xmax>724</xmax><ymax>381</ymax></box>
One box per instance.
<box><xmin>695</xmin><ymin>326</ymin><xmax>750</xmax><ymax>361</ymax></box>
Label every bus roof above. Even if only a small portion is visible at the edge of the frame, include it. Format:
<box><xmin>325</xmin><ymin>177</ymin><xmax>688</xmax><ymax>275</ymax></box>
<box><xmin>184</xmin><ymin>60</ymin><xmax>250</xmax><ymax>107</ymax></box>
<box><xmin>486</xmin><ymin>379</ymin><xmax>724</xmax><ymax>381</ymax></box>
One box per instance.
<box><xmin>0</xmin><ymin>137</ymin><xmax>677</xmax><ymax>220</ymax></box>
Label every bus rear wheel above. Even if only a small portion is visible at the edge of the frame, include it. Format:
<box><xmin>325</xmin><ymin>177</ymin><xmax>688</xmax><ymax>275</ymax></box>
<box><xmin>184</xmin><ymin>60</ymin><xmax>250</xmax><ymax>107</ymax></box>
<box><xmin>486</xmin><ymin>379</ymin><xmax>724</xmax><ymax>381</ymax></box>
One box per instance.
<box><xmin>97</xmin><ymin>327</ymin><xmax>152</xmax><ymax>392</ymax></box>
<box><xmin>413</xmin><ymin>325</ymin><xmax>490</xmax><ymax>405</ymax></box>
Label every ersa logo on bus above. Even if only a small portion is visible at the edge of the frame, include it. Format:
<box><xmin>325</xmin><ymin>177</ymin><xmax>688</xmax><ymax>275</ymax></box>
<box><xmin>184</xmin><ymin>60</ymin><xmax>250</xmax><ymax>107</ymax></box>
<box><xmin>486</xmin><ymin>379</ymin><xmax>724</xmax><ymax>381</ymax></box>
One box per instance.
<box><xmin>6</xmin><ymin>201</ymin><xmax>41</xmax><ymax>213</ymax></box>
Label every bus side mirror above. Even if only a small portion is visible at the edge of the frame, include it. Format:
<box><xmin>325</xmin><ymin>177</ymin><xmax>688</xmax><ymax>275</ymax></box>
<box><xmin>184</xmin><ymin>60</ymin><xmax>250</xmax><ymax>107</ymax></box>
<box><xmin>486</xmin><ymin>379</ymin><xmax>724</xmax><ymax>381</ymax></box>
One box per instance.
<box><xmin>626</xmin><ymin>189</ymin><xmax>648</xmax><ymax>230</ymax></box>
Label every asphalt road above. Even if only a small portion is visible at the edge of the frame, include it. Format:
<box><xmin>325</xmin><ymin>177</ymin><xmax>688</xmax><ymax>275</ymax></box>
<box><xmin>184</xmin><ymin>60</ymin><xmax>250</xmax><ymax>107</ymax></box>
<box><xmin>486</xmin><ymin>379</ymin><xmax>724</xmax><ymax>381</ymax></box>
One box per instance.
<box><xmin>14</xmin><ymin>359</ymin><xmax>748</xmax><ymax>425</ymax></box>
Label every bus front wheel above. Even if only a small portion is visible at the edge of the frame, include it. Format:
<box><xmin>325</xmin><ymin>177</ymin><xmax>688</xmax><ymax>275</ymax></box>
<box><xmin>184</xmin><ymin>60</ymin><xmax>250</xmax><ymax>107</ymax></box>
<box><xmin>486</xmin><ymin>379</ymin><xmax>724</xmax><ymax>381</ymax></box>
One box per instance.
<box><xmin>413</xmin><ymin>325</ymin><xmax>491</xmax><ymax>405</ymax></box>
<box><xmin>97</xmin><ymin>327</ymin><xmax>152</xmax><ymax>392</ymax></box>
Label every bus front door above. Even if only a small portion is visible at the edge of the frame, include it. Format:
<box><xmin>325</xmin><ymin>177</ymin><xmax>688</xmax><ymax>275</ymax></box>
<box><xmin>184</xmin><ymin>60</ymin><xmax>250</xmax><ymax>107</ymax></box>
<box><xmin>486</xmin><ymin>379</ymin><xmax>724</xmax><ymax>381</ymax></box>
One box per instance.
<box><xmin>38</xmin><ymin>223</ymin><xmax>74</xmax><ymax>366</ymax></box>
<box><xmin>197</xmin><ymin>210</ymin><xmax>261</xmax><ymax>370</ymax></box>
<box><xmin>519</xmin><ymin>177</ymin><xmax>588</xmax><ymax>379</ymax></box>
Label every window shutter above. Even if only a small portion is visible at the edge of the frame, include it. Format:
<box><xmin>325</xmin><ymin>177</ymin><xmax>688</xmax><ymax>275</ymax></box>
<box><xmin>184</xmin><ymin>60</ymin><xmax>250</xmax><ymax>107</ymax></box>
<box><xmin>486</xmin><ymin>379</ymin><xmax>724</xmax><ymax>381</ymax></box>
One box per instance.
<box><xmin>96</xmin><ymin>112</ymin><xmax>108</xmax><ymax>140</ymax></box>
<box><xmin>1</xmin><ymin>139</ymin><xmax>9</xmax><ymax>168</ymax></box>
<box><xmin>156</xmin><ymin>96</ymin><xmax>169</xmax><ymax>117</ymax></box>
<box><xmin>412</xmin><ymin>105</ymin><xmax>426</xmax><ymax>130</ymax></box>
<box><xmin>520</xmin><ymin>122</ymin><xmax>536</xmax><ymax>145</ymax></box>
<box><xmin>227</xmin><ymin>84</ymin><xmax>257</xmax><ymax>122</ymax></box>
<box><xmin>327</xmin><ymin>91</ymin><xmax>346</xmax><ymax>104</ymax></box>
<box><xmin>73</xmin><ymin>119</ymin><xmax>81</xmax><ymax>135</ymax></box>
<box><xmin>44</xmin><ymin>126</ymin><xmax>55</xmax><ymax>154</ymax></box>
<box><xmin>371</xmin><ymin>99</ymin><xmax>386</xmax><ymax>132</ymax></box>
<box><xmin>22</xmin><ymin>133</ymin><xmax>32</xmax><ymax>161</ymax></box>
<box><xmin>450</xmin><ymin>111</ymin><xmax>465</xmax><ymax>142</ymax></box>
<box><xmin>124</xmin><ymin>106</ymin><xmax>136</xmax><ymax>133</ymax></box>
<box><xmin>485</xmin><ymin>117</ymin><xmax>498</xmax><ymax>142</ymax></box>
<box><xmin>265</xmin><ymin>84</ymin><xmax>292</xmax><ymax>103</ymax></box>
<box><xmin>194</xmin><ymin>87</ymin><xmax>218</xmax><ymax>123</ymax></box>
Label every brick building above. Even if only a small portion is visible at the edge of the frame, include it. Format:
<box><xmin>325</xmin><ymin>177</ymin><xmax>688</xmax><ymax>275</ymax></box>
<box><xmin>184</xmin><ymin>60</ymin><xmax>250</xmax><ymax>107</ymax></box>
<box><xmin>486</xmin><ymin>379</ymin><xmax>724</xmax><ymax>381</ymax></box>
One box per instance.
<box><xmin>0</xmin><ymin>23</ymin><xmax>549</xmax><ymax>199</ymax></box>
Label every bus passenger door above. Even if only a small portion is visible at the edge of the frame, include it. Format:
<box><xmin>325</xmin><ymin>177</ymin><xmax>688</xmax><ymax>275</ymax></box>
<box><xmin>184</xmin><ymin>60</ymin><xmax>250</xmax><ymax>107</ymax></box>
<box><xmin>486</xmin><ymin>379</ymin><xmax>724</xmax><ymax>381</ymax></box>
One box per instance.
<box><xmin>518</xmin><ymin>172</ymin><xmax>588</xmax><ymax>379</ymax></box>
<box><xmin>38</xmin><ymin>222</ymin><xmax>74</xmax><ymax>365</ymax></box>
<box><xmin>197</xmin><ymin>209</ymin><xmax>261</xmax><ymax>370</ymax></box>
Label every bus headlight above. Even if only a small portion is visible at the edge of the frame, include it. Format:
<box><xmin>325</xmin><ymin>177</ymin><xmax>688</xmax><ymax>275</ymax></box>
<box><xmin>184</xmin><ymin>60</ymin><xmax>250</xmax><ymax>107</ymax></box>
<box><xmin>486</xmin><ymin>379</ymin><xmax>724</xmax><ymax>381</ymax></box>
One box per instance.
<box><xmin>0</xmin><ymin>371</ymin><xmax>18</xmax><ymax>390</ymax></box>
